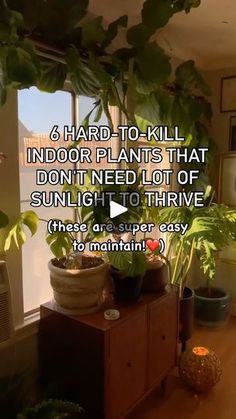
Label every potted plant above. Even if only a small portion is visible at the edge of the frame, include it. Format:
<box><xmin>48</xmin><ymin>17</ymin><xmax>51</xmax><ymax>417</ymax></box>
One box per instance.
<box><xmin>142</xmin><ymin>249</ymin><xmax>169</xmax><ymax>293</ymax></box>
<box><xmin>18</xmin><ymin>399</ymin><xmax>84</xmax><ymax>419</ymax></box>
<box><xmin>1</xmin><ymin>0</ymin><xmax>216</xmax><ymax>316</ymax></box>
<box><xmin>4</xmin><ymin>201</ymin><xmax>110</xmax><ymax>315</ymax></box>
<box><xmin>108</xmin><ymin>250</ymin><xmax>147</xmax><ymax>302</ymax></box>
<box><xmin>157</xmin><ymin>187</ymin><xmax>236</xmax><ymax>346</ymax></box>
<box><xmin>4</xmin><ymin>178</ymin><xmax>147</xmax><ymax>312</ymax></box>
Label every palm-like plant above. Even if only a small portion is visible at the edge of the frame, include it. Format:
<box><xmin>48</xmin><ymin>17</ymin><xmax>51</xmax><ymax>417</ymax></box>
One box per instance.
<box><xmin>157</xmin><ymin>187</ymin><xmax>236</xmax><ymax>296</ymax></box>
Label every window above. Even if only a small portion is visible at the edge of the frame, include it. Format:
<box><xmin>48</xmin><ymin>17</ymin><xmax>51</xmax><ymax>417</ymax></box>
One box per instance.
<box><xmin>16</xmin><ymin>86</ymin><xmax>170</xmax><ymax>318</ymax></box>
<box><xmin>18</xmin><ymin>88</ymin><xmax>73</xmax><ymax>314</ymax></box>
<box><xmin>17</xmin><ymin>88</ymin><xmax>110</xmax><ymax>314</ymax></box>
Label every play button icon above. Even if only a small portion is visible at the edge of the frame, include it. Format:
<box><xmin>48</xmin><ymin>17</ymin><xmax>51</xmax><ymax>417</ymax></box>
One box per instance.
<box><xmin>110</xmin><ymin>201</ymin><xmax>128</xmax><ymax>219</ymax></box>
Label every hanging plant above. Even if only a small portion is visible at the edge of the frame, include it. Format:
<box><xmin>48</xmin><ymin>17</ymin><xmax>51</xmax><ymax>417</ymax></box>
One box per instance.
<box><xmin>0</xmin><ymin>0</ymin><xmax>213</xmax><ymax>190</ymax></box>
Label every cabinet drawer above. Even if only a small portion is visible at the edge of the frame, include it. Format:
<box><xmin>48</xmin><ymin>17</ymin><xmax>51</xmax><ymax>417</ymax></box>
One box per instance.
<box><xmin>148</xmin><ymin>292</ymin><xmax>178</xmax><ymax>387</ymax></box>
<box><xmin>108</xmin><ymin>309</ymin><xmax>147</xmax><ymax>419</ymax></box>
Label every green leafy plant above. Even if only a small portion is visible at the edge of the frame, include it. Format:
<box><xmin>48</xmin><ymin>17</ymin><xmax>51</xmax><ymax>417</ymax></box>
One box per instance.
<box><xmin>157</xmin><ymin>186</ymin><xmax>236</xmax><ymax>295</ymax></box>
<box><xmin>0</xmin><ymin>209</ymin><xmax>9</xmax><ymax>229</ymax></box>
<box><xmin>0</xmin><ymin>0</ymin><xmax>213</xmax><ymax>190</ymax></box>
<box><xmin>4</xmin><ymin>178</ymin><xmax>145</xmax><ymax>273</ymax></box>
<box><xmin>17</xmin><ymin>399</ymin><xmax>84</xmax><ymax>419</ymax></box>
<box><xmin>1</xmin><ymin>0</ymin><xmax>214</xmax><ymax>275</ymax></box>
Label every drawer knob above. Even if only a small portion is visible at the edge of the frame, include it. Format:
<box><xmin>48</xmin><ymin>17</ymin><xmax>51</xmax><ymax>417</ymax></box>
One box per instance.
<box><xmin>127</xmin><ymin>361</ymin><xmax>132</xmax><ymax>368</ymax></box>
<box><xmin>162</xmin><ymin>335</ymin><xmax>166</xmax><ymax>341</ymax></box>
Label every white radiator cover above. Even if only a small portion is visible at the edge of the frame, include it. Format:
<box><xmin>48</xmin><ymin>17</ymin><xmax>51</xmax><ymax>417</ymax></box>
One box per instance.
<box><xmin>0</xmin><ymin>261</ymin><xmax>13</xmax><ymax>344</ymax></box>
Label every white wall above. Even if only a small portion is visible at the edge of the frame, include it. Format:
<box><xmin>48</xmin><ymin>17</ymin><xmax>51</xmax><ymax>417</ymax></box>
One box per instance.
<box><xmin>190</xmin><ymin>67</ymin><xmax>236</xmax><ymax>312</ymax></box>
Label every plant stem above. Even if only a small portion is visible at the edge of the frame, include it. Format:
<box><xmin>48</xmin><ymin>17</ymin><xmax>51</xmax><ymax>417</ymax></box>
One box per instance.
<box><xmin>181</xmin><ymin>239</ymin><xmax>195</xmax><ymax>289</ymax></box>
<box><xmin>171</xmin><ymin>240</ymin><xmax>184</xmax><ymax>285</ymax></box>
<box><xmin>111</xmin><ymin>83</ymin><xmax>130</xmax><ymax>122</ymax></box>
<box><xmin>159</xmin><ymin>253</ymin><xmax>172</xmax><ymax>284</ymax></box>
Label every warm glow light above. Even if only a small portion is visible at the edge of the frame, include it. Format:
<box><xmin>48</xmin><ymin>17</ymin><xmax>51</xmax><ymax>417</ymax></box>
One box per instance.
<box><xmin>192</xmin><ymin>346</ymin><xmax>209</xmax><ymax>356</ymax></box>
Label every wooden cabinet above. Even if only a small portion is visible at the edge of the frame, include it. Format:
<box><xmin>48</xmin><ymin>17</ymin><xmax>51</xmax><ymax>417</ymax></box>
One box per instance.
<box><xmin>109</xmin><ymin>309</ymin><xmax>147</xmax><ymax>418</ymax></box>
<box><xmin>148</xmin><ymin>291</ymin><xmax>178</xmax><ymax>388</ymax></box>
<box><xmin>39</xmin><ymin>287</ymin><xmax>178</xmax><ymax>419</ymax></box>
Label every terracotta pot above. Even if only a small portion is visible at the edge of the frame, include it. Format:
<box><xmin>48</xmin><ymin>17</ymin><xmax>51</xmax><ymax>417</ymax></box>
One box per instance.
<box><xmin>48</xmin><ymin>259</ymin><xmax>108</xmax><ymax>314</ymax></box>
<box><xmin>142</xmin><ymin>260</ymin><xmax>168</xmax><ymax>292</ymax></box>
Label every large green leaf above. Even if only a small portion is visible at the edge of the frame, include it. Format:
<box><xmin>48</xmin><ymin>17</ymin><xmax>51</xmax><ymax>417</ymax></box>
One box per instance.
<box><xmin>88</xmin><ymin>54</ymin><xmax>112</xmax><ymax>87</ymax></box>
<box><xmin>102</xmin><ymin>15</ymin><xmax>128</xmax><ymax>48</ymax></box>
<box><xmin>82</xmin><ymin>16</ymin><xmax>106</xmax><ymax>48</ymax></box>
<box><xmin>108</xmin><ymin>251</ymin><xmax>147</xmax><ymax>277</ymax></box>
<box><xmin>6</xmin><ymin>44</ymin><xmax>39</xmax><ymax>87</ymax></box>
<box><xmin>4</xmin><ymin>210</ymin><xmax>39</xmax><ymax>251</ymax></box>
<box><xmin>126</xmin><ymin>23</ymin><xmax>153</xmax><ymax>47</ymax></box>
<box><xmin>0</xmin><ymin>0</ymin><xmax>23</xmax><ymax>41</ymax></box>
<box><xmin>171</xmin><ymin>96</ymin><xmax>194</xmax><ymax>136</ymax></box>
<box><xmin>135</xmin><ymin>93</ymin><xmax>161</xmax><ymax>130</ymax></box>
<box><xmin>38</xmin><ymin>0</ymin><xmax>89</xmax><ymax>40</ymax></box>
<box><xmin>0</xmin><ymin>210</ymin><xmax>9</xmax><ymax>228</ymax></box>
<box><xmin>37</xmin><ymin>59</ymin><xmax>67</xmax><ymax>93</ymax></box>
<box><xmin>196</xmin><ymin>239</ymin><xmax>217</xmax><ymax>280</ymax></box>
<box><xmin>141</xmin><ymin>0</ymin><xmax>174</xmax><ymax>30</ymax></box>
<box><xmin>175</xmin><ymin>60</ymin><xmax>211</xmax><ymax>96</ymax></box>
<box><xmin>46</xmin><ymin>229</ymin><xmax>72</xmax><ymax>259</ymax></box>
<box><xmin>173</xmin><ymin>0</ymin><xmax>201</xmax><ymax>13</ymax></box>
<box><xmin>7</xmin><ymin>0</ymin><xmax>41</xmax><ymax>31</ymax></box>
<box><xmin>134</xmin><ymin>42</ymin><xmax>171</xmax><ymax>94</ymax></box>
<box><xmin>66</xmin><ymin>46</ymin><xmax>101</xmax><ymax>97</ymax></box>
<box><xmin>21</xmin><ymin>210</ymin><xmax>39</xmax><ymax>236</ymax></box>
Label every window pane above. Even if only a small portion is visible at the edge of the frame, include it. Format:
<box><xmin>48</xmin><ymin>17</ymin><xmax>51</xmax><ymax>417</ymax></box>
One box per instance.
<box><xmin>18</xmin><ymin>88</ymin><xmax>73</xmax><ymax>313</ymax></box>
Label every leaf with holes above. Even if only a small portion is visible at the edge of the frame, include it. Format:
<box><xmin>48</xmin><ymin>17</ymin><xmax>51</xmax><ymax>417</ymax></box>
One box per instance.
<box><xmin>46</xmin><ymin>230</ymin><xmax>72</xmax><ymax>259</ymax></box>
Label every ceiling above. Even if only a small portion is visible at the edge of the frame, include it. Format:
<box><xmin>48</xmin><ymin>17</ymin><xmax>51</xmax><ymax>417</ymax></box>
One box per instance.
<box><xmin>88</xmin><ymin>0</ymin><xmax>236</xmax><ymax>71</ymax></box>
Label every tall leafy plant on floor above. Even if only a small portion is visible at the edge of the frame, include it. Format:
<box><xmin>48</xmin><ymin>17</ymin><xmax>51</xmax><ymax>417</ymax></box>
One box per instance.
<box><xmin>157</xmin><ymin>187</ymin><xmax>236</xmax><ymax>295</ymax></box>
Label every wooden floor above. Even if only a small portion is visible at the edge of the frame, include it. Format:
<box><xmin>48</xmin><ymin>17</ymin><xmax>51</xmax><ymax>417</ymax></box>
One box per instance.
<box><xmin>127</xmin><ymin>317</ymin><xmax>236</xmax><ymax>419</ymax></box>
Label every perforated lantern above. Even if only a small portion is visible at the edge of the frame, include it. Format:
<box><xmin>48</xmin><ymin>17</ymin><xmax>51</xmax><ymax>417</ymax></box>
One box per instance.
<box><xmin>179</xmin><ymin>346</ymin><xmax>222</xmax><ymax>391</ymax></box>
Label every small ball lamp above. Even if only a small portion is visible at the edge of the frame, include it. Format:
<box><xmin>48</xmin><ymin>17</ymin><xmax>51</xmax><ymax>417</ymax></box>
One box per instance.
<box><xmin>179</xmin><ymin>346</ymin><xmax>222</xmax><ymax>391</ymax></box>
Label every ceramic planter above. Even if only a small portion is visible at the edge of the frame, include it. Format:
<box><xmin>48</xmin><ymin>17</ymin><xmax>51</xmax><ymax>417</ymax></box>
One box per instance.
<box><xmin>194</xmin><ymin>287</ymin><xmax>230</xmax><ymax>326</ymax></box>
<box><xmin>142</xmin><ymin>260</ymin><xmax>168</xmax><ymax>292</ymax></box>
<box><xmin>48</xmin><ymin>259</ymin><xmax>108</xmax><ymax>314</ymax></box>
<box><xmin>110</xmin><ymin>267</ymin><xmax>143</xmax><ymax>302</ymax></box>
